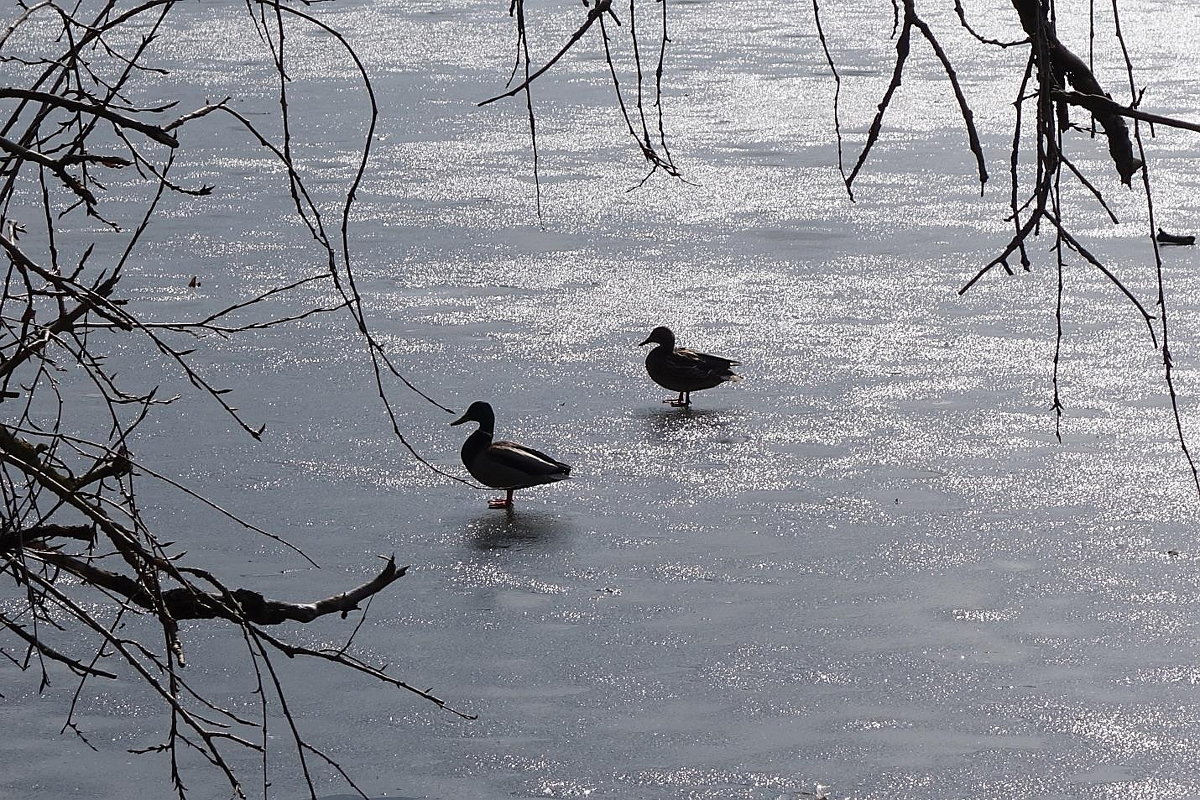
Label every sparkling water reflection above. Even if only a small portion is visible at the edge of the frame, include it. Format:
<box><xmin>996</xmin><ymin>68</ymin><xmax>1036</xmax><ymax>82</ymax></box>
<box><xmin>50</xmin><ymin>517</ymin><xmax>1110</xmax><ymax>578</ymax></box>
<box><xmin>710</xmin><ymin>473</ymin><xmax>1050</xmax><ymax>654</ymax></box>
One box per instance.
<box><xmin>6</xmin><ymin>0</ymin><xmax>1200</xmax><ymax>798</ymax></box>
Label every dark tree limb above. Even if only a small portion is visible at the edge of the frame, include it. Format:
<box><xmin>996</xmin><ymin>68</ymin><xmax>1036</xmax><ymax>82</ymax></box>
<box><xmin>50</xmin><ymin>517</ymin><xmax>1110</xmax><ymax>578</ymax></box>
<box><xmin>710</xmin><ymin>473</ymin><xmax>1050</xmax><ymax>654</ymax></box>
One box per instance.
<box><xmin>478</xmin><ymin>0</ymin><xmax>613</xmax><ymax>107</ymax></box>
<box><xmin>0</xmin><ymin>613</ymin><xmax>119</xmax><ymax>679</ymax></box>
<box><xmin>1053</xmin><ymin>89</ymin><xmax>1200</xmax><ymax>136</ymax></box>
<box><xmin>0</xmin><ymin>523</ymin><xmax>95</xmax><ymax>552</ymax></box>
<box><xmin>1011</xmin><ymin>0</ymin><xmax>1142</xmax><ymax>184</ymax></box>
<box><xmin>0</xmin><ymin>136</ymin><xmax>98</xmax><ymax>206</ymax></box>
<box><xmin>845</xmin><ymin>0</ymin><xmax>987</xmax><ymax>194</ymax></box>
<box><xmin>32</xmin><ymin>550</ymin><xmax>409</xmax><ymax>625</ymax></box>
<box><xmin>0</xmin><ymin>88</ymin><xmax>179</xmax><ymax>147</ymax></box>
<box><xmin>907</xmin><ymin>10</ymin><xmax>988</xmax><ymax>188</ymax></box>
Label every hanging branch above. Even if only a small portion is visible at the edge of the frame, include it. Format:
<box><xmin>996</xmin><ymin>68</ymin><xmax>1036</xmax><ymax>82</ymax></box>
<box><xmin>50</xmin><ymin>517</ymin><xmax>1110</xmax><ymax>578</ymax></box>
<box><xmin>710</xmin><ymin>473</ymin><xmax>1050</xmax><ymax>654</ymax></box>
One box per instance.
<box><xmin>32</xmin><ymin>549</ymin><xmax>409</xmax><ymax>626</ymax></box>
<box><xmin>1052</xmin><ymin>89</ymin><xmax>1200</xmax><ymax>135</ymax></box>
<box><xmin>481</xmin><ymin>0</ymin><xmax>680</xmax><ymax>193</ymax></box>
<box><xmin>812</xmin><ymin>0</ymin><xmax>851</xmax><ymax>196</ymax></box>
<box><xmin>510</xmin><ymin>0</ymin><xmax>544</xmax><ymax>218</ymax></box>
<box><xmin>1108</xmin><ymin>0</ymin><xmax>1200</xmax><ymax>493</ymax></box>
<box><xmin>811</xmin><ymin>0</ymin><xmax>1200</xmax><ymax>487</ymax></box>
<box><xmin>478</xmin><ymin>0</ymin><xmax>614</xmax><ymax>107</ymax></box>
<box><xmin>843</xmin><ymin>0</ymin><xmax>987</xmax><ymax>196</ymax></box>
<box><xmin>1010</xmin><ymin>0</ymin><xmax>1142</xmax><ymax>184</ymax></box>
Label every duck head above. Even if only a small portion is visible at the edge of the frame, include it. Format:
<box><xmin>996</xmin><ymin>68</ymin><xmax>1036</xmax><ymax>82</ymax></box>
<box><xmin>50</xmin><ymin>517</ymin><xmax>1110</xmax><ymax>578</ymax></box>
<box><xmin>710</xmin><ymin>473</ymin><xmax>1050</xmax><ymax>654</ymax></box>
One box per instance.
<box><xmin>639</xmin><ymin>326</ymin><xmax>675</xmax><ymax>347</ymax></box>
<box><xmin>451</xmin><ymin>401</ymin><xmax>496</xmax><ymax>431</ymax></box>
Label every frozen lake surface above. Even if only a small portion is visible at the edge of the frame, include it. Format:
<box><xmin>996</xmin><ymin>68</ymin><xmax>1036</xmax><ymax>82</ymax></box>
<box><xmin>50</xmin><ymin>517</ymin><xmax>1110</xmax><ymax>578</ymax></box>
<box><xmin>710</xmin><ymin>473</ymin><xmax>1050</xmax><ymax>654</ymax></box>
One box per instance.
<box><xmin>6</xmin><ymin>0</ymin><xmax>1200</xmax><ymax>798</ymax></box>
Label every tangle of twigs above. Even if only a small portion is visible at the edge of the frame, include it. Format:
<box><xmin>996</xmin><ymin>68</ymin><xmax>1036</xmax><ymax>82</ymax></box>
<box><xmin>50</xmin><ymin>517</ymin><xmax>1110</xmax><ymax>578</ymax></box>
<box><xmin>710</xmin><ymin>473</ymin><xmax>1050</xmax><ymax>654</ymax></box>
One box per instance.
<box><xmin>816</xmin><ymin>0</ymin><xmax>1200</xmax><ymax>489</ymax></box>
<box><xmin>1</xmin><ymin>1</ymin><xmax>474</xmax><ymax>798</ymax></box>
<box><xmin>482</xmin><ymin>0</ymin><xmax>683</xmax><ymax>205</ymax></box>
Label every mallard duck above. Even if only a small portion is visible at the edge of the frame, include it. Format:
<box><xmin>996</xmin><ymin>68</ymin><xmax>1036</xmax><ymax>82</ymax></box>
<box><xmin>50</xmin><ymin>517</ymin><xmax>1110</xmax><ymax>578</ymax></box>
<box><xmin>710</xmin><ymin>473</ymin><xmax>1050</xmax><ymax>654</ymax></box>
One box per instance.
<box><xmin>450</xmin><ymin>401</ymin><xmax>572</xmax><ymax>509</ymax></box>
<box><xmin>639</xmin><ymin>326</ymin><xmax>741</xmax><ymax>407</ymax></box>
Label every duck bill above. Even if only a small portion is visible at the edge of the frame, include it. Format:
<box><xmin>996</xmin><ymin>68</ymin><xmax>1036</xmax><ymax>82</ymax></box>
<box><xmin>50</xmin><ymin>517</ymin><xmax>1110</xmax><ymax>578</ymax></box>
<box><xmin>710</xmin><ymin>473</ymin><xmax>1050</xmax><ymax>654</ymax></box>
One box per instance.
<box><xmin>638</xmin><ymin>336</ymin><xmax>653</xmax><ymax>346</ymax></box>
<box><xmin>450</xmin><ymin>412</ymin><xmax>470</xmax><ymax>426</ymax></box>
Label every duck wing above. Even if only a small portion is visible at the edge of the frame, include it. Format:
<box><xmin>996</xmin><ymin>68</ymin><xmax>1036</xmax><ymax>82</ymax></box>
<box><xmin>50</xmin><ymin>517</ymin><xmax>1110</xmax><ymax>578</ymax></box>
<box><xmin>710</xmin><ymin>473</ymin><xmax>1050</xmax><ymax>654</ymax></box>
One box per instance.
<box><xmin>646</xmin><ymin>346</ymin><xmax>741</xmax><ymax>391</ymax></box>
<box><xmin>674</xmin><ymin>347</ymin><xmax>740</xmax><ymax>372</ymax></box>
<box><xmin>468</xmin><ymin>440</ymin><xmax>571</xmax><ymax>489</ymax></box>
<box><xmin>492</xmin><ymin>441</ymin><xmax>571</xmax><ymax>474</ymax></box>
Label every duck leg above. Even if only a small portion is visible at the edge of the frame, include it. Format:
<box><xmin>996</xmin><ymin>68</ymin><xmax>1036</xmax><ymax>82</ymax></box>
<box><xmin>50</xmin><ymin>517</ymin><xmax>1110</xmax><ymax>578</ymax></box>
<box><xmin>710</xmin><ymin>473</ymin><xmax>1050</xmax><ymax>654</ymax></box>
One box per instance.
<box><xmin>667</xmin><ymin>391</ymin><xmax>691</xmax><ymax>407</ymax></box>
<box><xmin>488</xmin><ymin>489</ymin><xmax>514</xmax><ymax>509</ymax></box>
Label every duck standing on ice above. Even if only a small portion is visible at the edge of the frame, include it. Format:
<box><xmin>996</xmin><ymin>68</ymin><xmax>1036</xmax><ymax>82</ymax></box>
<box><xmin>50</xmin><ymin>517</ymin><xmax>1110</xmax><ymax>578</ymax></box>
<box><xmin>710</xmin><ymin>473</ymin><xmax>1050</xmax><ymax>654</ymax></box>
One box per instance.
<box><xmin>639</xmin><ymin>326</ymin><xmax>741</xmax><ymax>407</ymax></box>
<box><xmin>451</xmin><ymin>401</ymin><xmax>571</xmax><ymax>509</ymax></box>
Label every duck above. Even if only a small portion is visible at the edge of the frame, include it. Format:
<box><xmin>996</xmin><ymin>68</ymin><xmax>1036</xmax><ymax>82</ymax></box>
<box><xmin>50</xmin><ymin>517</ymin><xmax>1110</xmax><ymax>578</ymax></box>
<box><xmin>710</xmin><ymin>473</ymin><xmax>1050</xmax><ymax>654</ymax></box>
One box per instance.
<box><xmin>639</xmin><ymin>326</ymin><xmax>741</xmax><ymax>407</ymax></box>
<box><xmin>450</xmin><ymin>401</ymin><xmax>572</xmax><ymax>509</ymax></box>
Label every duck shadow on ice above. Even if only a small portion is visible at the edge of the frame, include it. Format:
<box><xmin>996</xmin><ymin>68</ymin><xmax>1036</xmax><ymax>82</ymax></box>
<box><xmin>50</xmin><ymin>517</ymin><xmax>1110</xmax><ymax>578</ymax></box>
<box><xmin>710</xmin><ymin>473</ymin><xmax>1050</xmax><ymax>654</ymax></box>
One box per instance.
<box><xmin>638</xmin><ymin>405</ymin><xmax>748</xmax><ymax>445</ymax></box>
<box><xmin>465</xmin><ymin>508</ymin><xmax>573</xmax><ymax>551</ymax></box>
<box><xmin>640</xmin><ymin>404</ymin><xmax>721</xmax><ymax>429</ymax></box>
